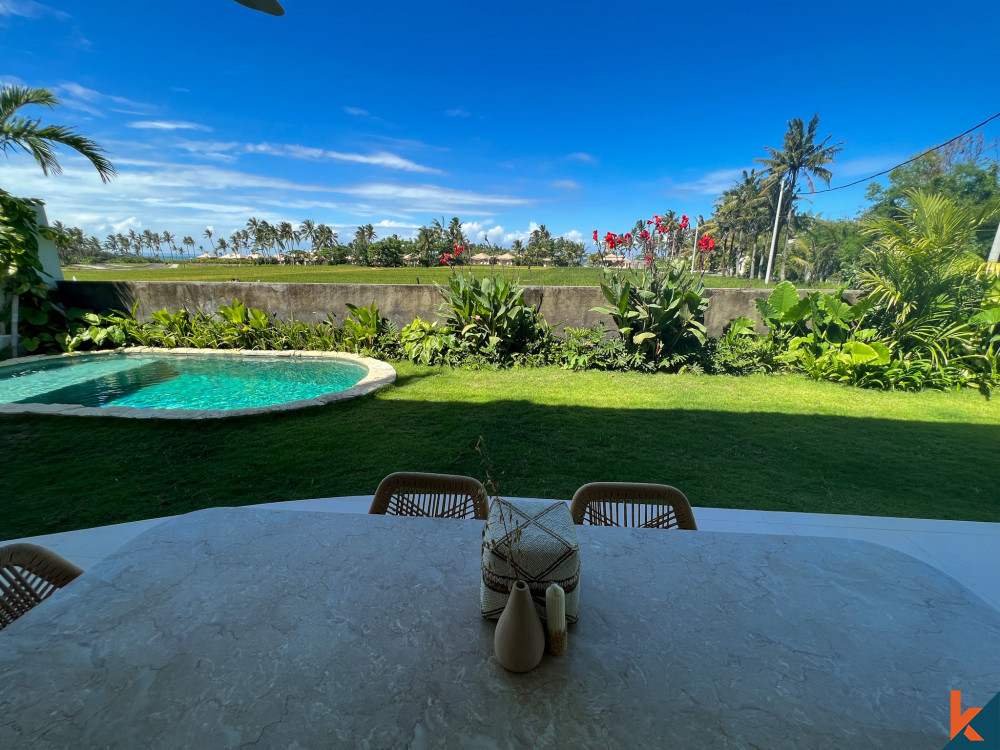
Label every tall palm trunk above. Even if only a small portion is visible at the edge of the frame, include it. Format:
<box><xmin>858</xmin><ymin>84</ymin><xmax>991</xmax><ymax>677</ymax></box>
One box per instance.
<box><xmin>779</xmin><ymin>171</ymin><xmax>799</xmax><ymax>282</ymax></box>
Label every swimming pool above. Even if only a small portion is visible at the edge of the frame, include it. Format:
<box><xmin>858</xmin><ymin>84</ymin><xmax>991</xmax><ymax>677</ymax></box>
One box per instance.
<box><xmin>0</xmin><ymin>349</ymin><xmax>396</xmax><ymax>418</ymax></box>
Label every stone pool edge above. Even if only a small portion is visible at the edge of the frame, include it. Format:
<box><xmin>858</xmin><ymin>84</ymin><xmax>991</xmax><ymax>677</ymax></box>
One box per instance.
<box><xmin>0</xmin><ymin>348</ymin><xmax>397</xmax><ymax>419</ymax></box>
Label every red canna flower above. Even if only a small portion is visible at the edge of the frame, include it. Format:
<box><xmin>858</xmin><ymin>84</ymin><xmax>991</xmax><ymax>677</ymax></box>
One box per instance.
<box><xmin>593</xmin><ymin>230</ymin><xmax>599</xmax><ymax>241</ymax></box>
<box><xmin>639</xmin><ymin>230</ymin><xmax>650</xmax><ymax>241</ymax></box>
<box><xmin>680</xmin><ymin>215</ymin><xmax>690</xmax><ymax>230</ymax></box>
<box><xmin>646</xmin><ymin>220</ymin><xmax>653</xmax><ymax>226</ymax></box>
<box><xmin>645</xmin><ymin>255</ymin><xmax>653</xmax><ymax>263</ymax></box>
<box><xmin>623</xmin><ymin>232</ymin><xmax>632</xmax><ymax>244</ymax></box>
<box><xmin>439</xmin><ymin>257</ymin><xmax>447</xmax><ymax>264</ymax></box>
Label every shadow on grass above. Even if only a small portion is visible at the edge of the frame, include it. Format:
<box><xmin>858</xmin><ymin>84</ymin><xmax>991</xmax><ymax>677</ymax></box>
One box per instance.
<box><xmin>2</xmin><ymin>397</ymin><xmax>998</xmax><ymax>538</ymax></box>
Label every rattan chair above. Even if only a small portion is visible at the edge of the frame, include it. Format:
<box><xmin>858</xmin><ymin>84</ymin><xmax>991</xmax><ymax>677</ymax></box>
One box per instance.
<box><xmin>570</xmin><ymin>482</ymin><xmax>698</xmax><ymax>530</ymax></box>
<box><xmin>369</xmin><ymin>472</ymin><xmax>489</xmax><ymax>520</ymax></box>
<box><xmin>1</xmin><ymin>543</ymin><xmax>84</xmax><ymax>631</ymax></box>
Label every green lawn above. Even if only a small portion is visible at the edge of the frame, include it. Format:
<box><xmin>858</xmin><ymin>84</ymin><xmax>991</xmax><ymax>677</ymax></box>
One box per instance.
<box><xmin>3</xmin><ymin>366</ymin><xmax>998</xmax><ymax>539</ymax></box>
<box><xmin>66</xmin><ymin>264</ymin><xmax>792</xmax><ymax>288</ymax></box>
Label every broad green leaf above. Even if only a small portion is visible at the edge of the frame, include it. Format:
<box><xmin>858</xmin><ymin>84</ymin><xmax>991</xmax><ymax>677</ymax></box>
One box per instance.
<box><xmin>869</xmin><ymin>341</ymin><xmax>891</xmax><ymax>364</ymax></box>
<box><xmin>842</xmin><ymin>341</ymin><xmax>879</xmax><ymax>365</ymax></box>
<box><xmin>768</xmin><ymin>281</ymin><xmax>799</xmax><ymax>315</ymax></box>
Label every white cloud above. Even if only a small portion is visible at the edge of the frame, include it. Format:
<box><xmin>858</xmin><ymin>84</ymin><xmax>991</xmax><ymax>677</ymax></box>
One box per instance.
<box><xmin>461</xmin><ymin>221</ymin><xmax>506</xmax><ymax>242</ymax></box>
<box><xmin>374</xmin><ymin>219</ymin><xmax>421</xmax><ymax>229</ymax></box>
<box><xmin>170</xmin><ymin>86</ymin><xmax>191</xmax><ymax>93</ymax></box>
<box><xmin>246</xmin><ymin>142</ymin><xmax>443</xmax><ymax>174</ymax></box>
<box><xmin>55</xmin><ymin>83</ymin><xmax>155</xmax><ymax>118</ymax></box>
<box><xmin>445</xmin><ymin>107</ymin><xmax>470</xmax><ymax>118</ymax></box>
<box><xmin>0</xmin><ymin>0</ymin><xmax>68</xmax><ymax>20</ymax></box>
<box><xmin>128</xmin><ymin>120</ymin><xmax>212</xmax><ymax>132</ymax></box>
<box><xmin>567</xmin><ymin>152</ymin><xmax>597</xmax><ymax>164</ymax></box>
<box><xmin>341</xmin><ymin>183</ymin><xmax>531</xmax><ymax>212</ymax></box>
<box><xmin>174</xmin><ymin>140</ymin><xmax>241</xmax><ymax>161</ymax></box>
<box><xmin>344</xmin><ymin>106</ymin><xmax>368</xmax><ymax>116</ymax></box>
<box><xmin>549</xmin><ymin>179</ymin><xmax>580</xmax><ymax>190</ymax></box>
<box><xmin>562</xmin><ymin>229</ymin><xmax>584</xmax><ymax>243</ymax></box>
<box><xmin>0</xmin><ymin>152</ymin><xmax>534</xmax><ymax>242</ymax></box>
<box><xmin>0</xmin><ymin>73</ymin><xmax>25</xmax><ymax>86</ymax></box>
<box><xmin>111</xmin><ymin>216</ymin><xmax>141</xmax><ymax>233</ymax></box>
<box><xmin>500</xmin><ymin>222</ymin><xmax>541</xmax><ymax>245</ymax></box>
<box><xmin>668</xmin><ymin>167</ymin><xmax>748</xmax><ymax>196</ymax></box>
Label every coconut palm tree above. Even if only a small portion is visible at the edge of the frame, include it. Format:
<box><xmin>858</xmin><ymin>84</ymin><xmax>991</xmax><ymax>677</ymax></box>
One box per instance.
<box><xmin>299</xmin><ymin>219</ymin><xmax>317</xmax><ymax>250</ymax></box>
<box><xmin>0</xmin><ymin>85</ymin><xmax>116</xmax><ymax>184</ymax></box>
<box><xmin>161</xmin><ymin>230</ymin><xmax>175</xmax><ymax>259</ymax></box>
<box><xmin>757</xmin><ymin>114</ymin><xmax>843</xmax><ymax>280</ymax></box>
<box><xmin>182</xmin><ymin>236</ymin><xmax>195</xmax><ymax>259</ymax></box>
<box><xmin>204</xmin><ymin>227</ymin><xmax>216</xmax><ymax>255</ymax></box>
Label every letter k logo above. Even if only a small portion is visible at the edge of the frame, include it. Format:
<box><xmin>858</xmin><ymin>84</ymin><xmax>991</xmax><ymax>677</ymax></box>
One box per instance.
<box><xmin>952</xmin><ymin>691</ymin><xmax>985</xmax><ymax>741</ymax></box>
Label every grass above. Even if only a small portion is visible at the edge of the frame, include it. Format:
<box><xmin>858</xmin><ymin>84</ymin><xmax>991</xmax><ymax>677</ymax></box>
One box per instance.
<box><xmin>66</xmin><ymin>264</ymin><xmax>795</xmax><ymax>288</ymax></box>
<box><xmin>3</xmin><ymin>365</ymin><xmax>998</xmax><ymax>539</ymax></box>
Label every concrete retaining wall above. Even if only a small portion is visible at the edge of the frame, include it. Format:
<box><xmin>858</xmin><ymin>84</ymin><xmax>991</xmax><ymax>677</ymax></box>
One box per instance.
<box><xmin>56</xmin><ymin>280</ymin><xmax>860</xmax><ymax>339</ymax></box>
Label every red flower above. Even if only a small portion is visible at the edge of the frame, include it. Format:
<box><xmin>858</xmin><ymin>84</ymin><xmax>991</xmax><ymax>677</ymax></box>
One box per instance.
<box><xmin>652</xmin><ymin>215</ymin><xmax>660</xmax><ymax>223</ymax></box>
<box><xmin>604</xmin><ymin>231</ymin><xmax>617</xmax><ymax>246</ymax></box>
<box><xmin>593</xmin><ymin>230</ymin><xmax>599</xmax><ymax>241</ymax></box>
<box><xmin>439</xmin><ymin>258</ymin><xmax>447</xmax><ymax>264</ymax></box>
<box><xmin>623</xmin><ymin>232</ymin><xmax>632</xmax><ymax>244</ymax></box>
<box><xmin>454</xmin><ymin>244</ymin><xmax>464</xmax><ymax>254</ymax></box>
<box><xmin>646</xmin><ymin>220</ymin><xmax>653</xmax><ymax>226</ymax></box>
<box><xmin>680</xmin><ymin>215</ymin><xmax>690</xmax><ymax>230</ymax></box>
<box><xmin>645</xmin><ymin>255</ymin><xmax>653</xmax><ymax>263</ymax></box>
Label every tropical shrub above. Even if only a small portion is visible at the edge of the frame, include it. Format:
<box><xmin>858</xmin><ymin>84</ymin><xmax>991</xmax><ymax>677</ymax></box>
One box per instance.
<box><xmin>400</xmin><ymin>318</ymin><xmax>455</xmax><ymax>365</ymax></box>
<box><xmin>708</xmin><ymin>317</ymin><xmax>779</xmax><ymax>375</ymax></box>
<box><xmin>856</xmin><ymin>190</ymin><xmax>995</xmax><ymax>367</ymax></box>
<box><xmin>436</xmin><ymin>271</ymin><xmax>551</xmax><ymax>364</ymax></box>
<box><xmin>592</xmin><ymin>260</ymin><xmax>708</xmax><ymax>371</ymax></box>
<box><xmin>753</xmin><ymin>281</ymin><xmax>811</xmax><ymax>346</ymax></box>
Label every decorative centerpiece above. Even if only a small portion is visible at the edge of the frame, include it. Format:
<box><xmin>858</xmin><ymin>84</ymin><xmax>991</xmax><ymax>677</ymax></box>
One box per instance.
<box><xmin>478</xmin><ymin>440</ymin><xmax>581</xmax><ymax>673</ymax></box>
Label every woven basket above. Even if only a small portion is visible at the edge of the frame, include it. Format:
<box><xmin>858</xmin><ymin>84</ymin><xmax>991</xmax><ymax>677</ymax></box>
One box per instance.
<box><xmin>481</xmin><ymin>498</ymin><xmax>580</xmax><ymax>623</ymax></box>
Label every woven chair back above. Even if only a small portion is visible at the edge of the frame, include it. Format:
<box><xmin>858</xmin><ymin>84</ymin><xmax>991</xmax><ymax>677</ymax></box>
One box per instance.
<box><xmin>1</xmin><ymin>543</ymin><xmax>84</xmax><ymax>631</ymax></box>
<box><xmin>570</xmin><ymin>482</ymin><xmax>697</xmax><ymax>530</ymax></box>
<box><xmin>369</xmin><ymin>472</ymin><xmax>489</xmax><ymax>520</ymax></box>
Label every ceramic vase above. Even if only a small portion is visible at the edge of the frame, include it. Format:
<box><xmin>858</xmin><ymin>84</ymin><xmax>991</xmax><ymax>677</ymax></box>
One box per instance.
<box><xmin>494</xmin><ymin>580</ymin><xmax>545</xmax><ymax>673</ymax></box>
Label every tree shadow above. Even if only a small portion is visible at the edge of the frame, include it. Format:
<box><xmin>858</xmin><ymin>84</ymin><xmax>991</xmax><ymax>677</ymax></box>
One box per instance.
<box><xmin>3</xmin><ymin>397</ymin><xmax>998</xmax><ymax>538</ymax></box>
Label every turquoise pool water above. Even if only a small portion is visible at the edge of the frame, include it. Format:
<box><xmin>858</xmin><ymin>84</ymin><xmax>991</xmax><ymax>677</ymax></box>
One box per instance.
<box><xmin>0</xmin><ymin>354</ymin><xmax>369</xmax><ymax>411</ymax></box>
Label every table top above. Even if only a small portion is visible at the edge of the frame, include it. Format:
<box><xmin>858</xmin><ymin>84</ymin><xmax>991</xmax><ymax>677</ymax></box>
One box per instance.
<box><xmin>1</xmin><ymin>507</ymin><xmax>998</xmax><ymax>749</ymax></box>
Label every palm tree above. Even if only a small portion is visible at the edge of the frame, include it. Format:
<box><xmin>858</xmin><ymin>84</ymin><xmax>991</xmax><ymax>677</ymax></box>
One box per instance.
<box><xmin>757</xmin><ymin>114</ymin><xmax>843</xmax><ymax>280</ymax></box>
<box><xmin>203</xmin><ymin>227</ymin><xmax>216</xmax><ymax>255</ymax></box>
<box><xmin>299</xmin><ymin>219</ymin><xmax>317</xmax><ymax>251</ymax></box>
<box><xmin>0</xmin><ymin>85</ymin><xmax>116</xmax><ymax>183</ymax></box>
<box><xmin>352</xmin><ymin>224</ymin><xmax>377</xmax><ymax>265</ymax></box>
<box><xmin>161</xmin><ymin>230</ymin><xmax>175</xmax><ymax>259</ymax></box>
<box><xmin>182</xmin><ymin>236</ymin><xmax>195</xmax><ymax>259</ymax></box>
<box><xmin>416</xmin><ymin>226</ymin><xmax>436</xmax><ymax>266</ymax></box>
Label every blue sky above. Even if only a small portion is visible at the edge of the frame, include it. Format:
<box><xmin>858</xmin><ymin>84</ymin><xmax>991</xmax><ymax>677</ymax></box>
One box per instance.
<box><xmin>2</xmin><ymin>0</ymin><xmax>1000</xmax><ymax>248</ymax></box>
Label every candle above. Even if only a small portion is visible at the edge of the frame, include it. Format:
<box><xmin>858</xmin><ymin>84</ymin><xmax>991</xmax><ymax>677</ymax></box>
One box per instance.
<box><xmin>545</xmin><ymin>583</ymin><xmax>567</xmax><ymax>655</ymax></box>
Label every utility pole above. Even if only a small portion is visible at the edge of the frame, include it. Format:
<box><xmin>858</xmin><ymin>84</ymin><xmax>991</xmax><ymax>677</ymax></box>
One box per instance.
<box><xmin>689</xmin><ymin>221</ymin><xmax>700</xmax><ymax>274</ymax></box>
<box><xmin>988</xmin><ymin>218</ymin><xmax>1000</xmax><ymax>264</ymax></box>
<box><xmin>764</xmin><ymin>179</ymin><xmax>786</xmax><ymax>284</ymax></box>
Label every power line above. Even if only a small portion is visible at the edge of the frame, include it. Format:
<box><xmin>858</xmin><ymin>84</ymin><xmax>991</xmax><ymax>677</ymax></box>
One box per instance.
<box><xmin>803</xmin><ymin>110</ymin><xmax>1000</xmax><ymax>195</ymax></box>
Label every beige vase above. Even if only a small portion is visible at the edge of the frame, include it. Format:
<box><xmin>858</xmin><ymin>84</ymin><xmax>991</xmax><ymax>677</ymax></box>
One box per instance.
<box><xmin>494</xmin><ymin>580</ymin><xmax>545</xmax><ymax>673</ymax></box>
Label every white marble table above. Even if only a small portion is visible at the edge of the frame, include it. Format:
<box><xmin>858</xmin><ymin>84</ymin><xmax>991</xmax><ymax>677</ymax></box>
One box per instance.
<box><xmin>1</xmin><ymin>508</ymin><xmax>998</xmax><ymax>749</ymax></box>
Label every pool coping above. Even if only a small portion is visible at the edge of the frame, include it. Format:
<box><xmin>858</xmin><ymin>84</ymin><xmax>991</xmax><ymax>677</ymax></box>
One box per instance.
<box><xmin>0</xmin><ymin>348</ymin><xmax>397</xmax><ymax>419</ymax></box>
